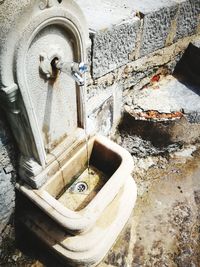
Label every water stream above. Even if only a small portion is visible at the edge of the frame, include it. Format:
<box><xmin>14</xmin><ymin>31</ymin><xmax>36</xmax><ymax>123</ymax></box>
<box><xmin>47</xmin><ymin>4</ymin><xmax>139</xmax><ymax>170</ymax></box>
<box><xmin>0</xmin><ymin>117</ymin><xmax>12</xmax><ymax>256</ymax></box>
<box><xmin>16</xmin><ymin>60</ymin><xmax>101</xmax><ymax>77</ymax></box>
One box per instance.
<box><xmin>82</xmin><ymin>77</ymin><xmax>91</xmax><ymax>178</ymax></box>
<box><xmin>56</xmin><ymin>60</ymin><xmax>91</xmax><ymax>180</ymax></box>
<box><xmin>56</xmin><ymin>59</ymin><xmax>91</xmax><ymax>177</ymax></box>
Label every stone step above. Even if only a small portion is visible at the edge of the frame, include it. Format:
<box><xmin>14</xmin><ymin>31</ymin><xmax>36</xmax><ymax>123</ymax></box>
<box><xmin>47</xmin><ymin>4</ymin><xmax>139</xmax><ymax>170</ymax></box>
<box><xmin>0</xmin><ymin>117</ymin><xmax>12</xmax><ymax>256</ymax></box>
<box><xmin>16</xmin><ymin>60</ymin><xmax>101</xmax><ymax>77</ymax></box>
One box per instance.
<box><xmin>117</xmin><ymin>42</ymin><xmax>200</xmax><ymax>152</ymax></box>
<box><xmin>127</xmin><ymin>41</ymin><xmax>200</xmax><ymax>123</ymax></box>
<box><xmin>75</xmin><ymin>0</ymin><xmax>200</xmax><ymax>78</ymax></box>
<box><xmin>126</xmin><ymin>75</ymin><xmax>200</xmax><ymax>123</ymax></box>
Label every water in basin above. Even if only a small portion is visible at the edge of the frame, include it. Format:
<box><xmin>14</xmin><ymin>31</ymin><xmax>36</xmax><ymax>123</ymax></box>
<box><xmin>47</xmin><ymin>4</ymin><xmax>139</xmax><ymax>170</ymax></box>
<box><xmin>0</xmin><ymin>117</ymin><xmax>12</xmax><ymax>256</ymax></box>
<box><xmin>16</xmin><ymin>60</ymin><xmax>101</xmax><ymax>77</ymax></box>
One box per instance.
<box><xmin>56</xmin><ymin>166</ymin><xmax>108</xmax><ymax>211</ymax></box>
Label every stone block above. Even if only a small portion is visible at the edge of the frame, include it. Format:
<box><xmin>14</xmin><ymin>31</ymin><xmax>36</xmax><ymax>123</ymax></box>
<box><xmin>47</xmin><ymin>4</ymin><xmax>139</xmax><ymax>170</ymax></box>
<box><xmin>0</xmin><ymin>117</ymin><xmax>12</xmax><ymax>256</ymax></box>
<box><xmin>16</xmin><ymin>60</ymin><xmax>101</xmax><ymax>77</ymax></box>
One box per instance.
<box><xmin>91</xmin><ymin>18</ymin><xmax>140</xmax><ymax>78</ymax></box>
<box><xmin>133</xmin><ymin>0</ymin><xmax>178</xmax><ymax>57</ymax></box>
<box><xmin>123</xmin><ymin>75</ymin><xmax>200</xmax><ymax>147</ymax></box>
<box><xmin>88</xmin><ymin>97</ymin><xmax>113</xmax><ymax>136</ymax></box>
<box><xmin>86</xmin><ymin>83</ymin><xmax>122</xmax><ymax>135</ymax></box>
<box><xmin>175</xmin><ymin>0</ymin><xmax>200</xmax><ymax>41</ymax></box>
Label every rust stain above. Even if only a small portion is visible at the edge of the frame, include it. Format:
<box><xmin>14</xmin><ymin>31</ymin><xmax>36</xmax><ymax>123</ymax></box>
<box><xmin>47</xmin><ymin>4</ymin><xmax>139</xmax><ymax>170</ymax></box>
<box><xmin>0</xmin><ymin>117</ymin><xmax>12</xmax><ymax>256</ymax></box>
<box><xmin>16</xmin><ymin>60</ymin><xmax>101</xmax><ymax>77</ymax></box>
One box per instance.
<box><xmin>136</xmin><ymin>110</ymin><xmax>183</xmax><ymax>120</ymax></box>
<box><xmin>151</xmin><ymin>74</ymin><xmax>160</xmax><ymax>83</ymax></box>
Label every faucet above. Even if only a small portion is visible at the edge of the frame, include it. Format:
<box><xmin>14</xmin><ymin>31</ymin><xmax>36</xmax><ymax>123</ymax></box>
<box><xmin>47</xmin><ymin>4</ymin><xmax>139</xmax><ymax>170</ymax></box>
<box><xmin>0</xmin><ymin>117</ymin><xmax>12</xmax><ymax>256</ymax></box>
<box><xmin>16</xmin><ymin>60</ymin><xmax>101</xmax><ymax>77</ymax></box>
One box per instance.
<box><xmin>55</xmin><ymin>60</ymin><xmax>88</xmax><ymax>86</ymax></box>
<box><xmin>39</xmin><ymin>46</ymin><xmax>87</xmax><ymax>85</ymax></box>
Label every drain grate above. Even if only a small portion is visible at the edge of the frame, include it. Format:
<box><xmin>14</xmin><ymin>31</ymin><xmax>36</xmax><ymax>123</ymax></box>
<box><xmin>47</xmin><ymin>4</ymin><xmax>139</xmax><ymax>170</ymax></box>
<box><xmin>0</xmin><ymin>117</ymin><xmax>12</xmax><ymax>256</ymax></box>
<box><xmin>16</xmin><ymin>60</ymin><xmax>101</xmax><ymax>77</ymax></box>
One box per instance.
<box><xmin>70</xmin><ymin>181</ymin><xmax>88</xmax><ymax>193</ymax></box>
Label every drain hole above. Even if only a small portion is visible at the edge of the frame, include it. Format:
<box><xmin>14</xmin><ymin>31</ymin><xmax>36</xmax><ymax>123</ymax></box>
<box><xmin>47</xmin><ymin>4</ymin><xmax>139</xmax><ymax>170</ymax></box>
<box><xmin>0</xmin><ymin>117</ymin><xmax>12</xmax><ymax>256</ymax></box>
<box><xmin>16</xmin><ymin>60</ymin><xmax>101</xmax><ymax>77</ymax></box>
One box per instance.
<box><xmin>57</xmin><ymin>0</ymin><xmax>62</xmax><ymax>3</ymax></box>
<box><xmin>71</xmin><ymin>182</ymin><xmax>88</xmax><ymax>193</ymax></box>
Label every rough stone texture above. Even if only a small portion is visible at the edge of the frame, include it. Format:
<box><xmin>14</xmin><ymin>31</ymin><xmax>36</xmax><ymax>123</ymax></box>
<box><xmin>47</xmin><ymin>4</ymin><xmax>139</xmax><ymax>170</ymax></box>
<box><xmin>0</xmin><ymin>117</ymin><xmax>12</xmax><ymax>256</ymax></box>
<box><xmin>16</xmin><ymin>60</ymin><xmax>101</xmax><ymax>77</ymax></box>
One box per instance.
<box><xmin>0</xmin><ymin>172</ymin><xmax>14</xmax><ymax>233</ymax></box>
<box><xmin>87</xmin><ymin>34</ymin><xmax>200</xmax><ymax>102</ymax></box>
<box><xmin>175</xmin><ymin>0</ymin><xmax>200</xmax><ymax>41</ymax></box>
<box><xmin>133</xmin><ymin>0</ymin><xmax>178</xmax><ymax>57</ymax></box>
<box><xmin>116</xmin><ymin>129</ymin><xmax>182</xmax><ymax>158</ymax></box>
<box><xmin>135</xmin><ymin>0</ymin><xmax>200</xmax><ymax>52</ymax></box>
<box><xmin>0</xmin><ymin>110</ymin><xmax>17</xmax><ymax>236</ymax></box>
<box><xmin>91</xmin><ymin>18</ymin><xmax>140</xmax><ymax>78</ymax></box>
<box><xmin>75</xmin><ymin>0</ymin><xmax>140</xmax><ymax>78</ymax></box>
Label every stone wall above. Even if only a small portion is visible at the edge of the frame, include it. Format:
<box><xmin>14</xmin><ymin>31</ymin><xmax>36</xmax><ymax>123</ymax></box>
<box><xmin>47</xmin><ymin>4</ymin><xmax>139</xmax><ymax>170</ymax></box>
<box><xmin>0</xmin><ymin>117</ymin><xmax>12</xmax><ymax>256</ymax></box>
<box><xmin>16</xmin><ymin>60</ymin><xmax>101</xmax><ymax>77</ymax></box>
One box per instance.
<box><xmin>76</xmin><ymin>0</ymin><xmax>200</xmax><ymax>136</ymax></box>
<box><xmin>0</xmin><ymin>110</ymin><xmax>17</xmax><ymax>239</ymax></box>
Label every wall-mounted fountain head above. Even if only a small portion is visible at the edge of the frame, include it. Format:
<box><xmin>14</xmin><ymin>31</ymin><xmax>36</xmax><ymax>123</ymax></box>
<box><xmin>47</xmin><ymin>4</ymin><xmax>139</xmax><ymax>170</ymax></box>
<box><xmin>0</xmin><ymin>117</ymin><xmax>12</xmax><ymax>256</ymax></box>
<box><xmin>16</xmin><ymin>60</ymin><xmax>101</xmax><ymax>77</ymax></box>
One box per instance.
<box><xmin>39</xmin><ymin>45</ymin><xmax>88</xmax><ymax>86</ymax></box>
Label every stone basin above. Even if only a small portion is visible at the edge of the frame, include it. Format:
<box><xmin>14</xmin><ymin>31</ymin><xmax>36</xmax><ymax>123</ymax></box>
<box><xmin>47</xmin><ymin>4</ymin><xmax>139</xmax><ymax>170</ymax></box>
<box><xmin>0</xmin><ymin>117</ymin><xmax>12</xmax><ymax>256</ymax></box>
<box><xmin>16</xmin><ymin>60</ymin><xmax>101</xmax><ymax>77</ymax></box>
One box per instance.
<box><xmin>17</xmin><ymin>135</ymin><xmax>134</xmax><ymax>233</ymax></box>
<box><xmin>21</xmin><ymin>174</ymin><xmax>137</xmax><ymax>267</ymax></box>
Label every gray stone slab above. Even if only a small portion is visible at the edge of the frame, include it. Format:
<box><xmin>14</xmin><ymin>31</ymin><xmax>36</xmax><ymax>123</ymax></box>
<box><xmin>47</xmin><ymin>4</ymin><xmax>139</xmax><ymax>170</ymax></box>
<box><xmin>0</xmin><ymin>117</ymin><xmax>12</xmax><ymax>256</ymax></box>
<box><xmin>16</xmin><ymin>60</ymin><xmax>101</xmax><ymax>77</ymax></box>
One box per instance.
<box><xmin>76</xmin><ymin>0</ymin><xmax>200</xmax><ymax>77</ymax></box>
<box><xmin>132</xmin><ymin>0</ymin><xmax>178</xmax><ymax>57</ymax></box>
<box><xmin>91</xmin><ymin>18</ymin><xmax>140</xmax><ymax>78</ymax></box>
<box><xmin>175</xmin><ymin>0</ymin><xmax>200</xmax><ymax>41</ymax></box>
<box><xmin>131</xmin><ymin>76</ymin><xmax>200</xmax><ymax>115</ymax></box>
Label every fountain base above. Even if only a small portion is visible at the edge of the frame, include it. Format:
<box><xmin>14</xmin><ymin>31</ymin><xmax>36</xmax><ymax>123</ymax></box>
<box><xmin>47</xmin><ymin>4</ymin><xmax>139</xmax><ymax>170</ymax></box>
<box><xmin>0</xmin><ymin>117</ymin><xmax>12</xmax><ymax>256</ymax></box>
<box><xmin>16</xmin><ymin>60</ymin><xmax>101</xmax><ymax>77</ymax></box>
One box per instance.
<box><xmin>19</xmin><ymin>175</ymin><xmax>136</xmax><ymax>267</ymax></box>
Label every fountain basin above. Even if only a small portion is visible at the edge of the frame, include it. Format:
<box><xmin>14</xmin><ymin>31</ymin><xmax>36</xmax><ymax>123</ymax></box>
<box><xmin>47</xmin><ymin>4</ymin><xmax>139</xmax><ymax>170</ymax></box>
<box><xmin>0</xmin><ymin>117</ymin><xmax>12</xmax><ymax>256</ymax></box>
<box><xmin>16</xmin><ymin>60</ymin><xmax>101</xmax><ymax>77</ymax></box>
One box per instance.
<box><xmin>17</xmin><ymin>135</ymin><xmax>134</xmax><ymax>233</ymax></box>
<box><xmin>20</xmin><ymin>175</ymin><xmax>137</xmax><ymax>267</ymax></box>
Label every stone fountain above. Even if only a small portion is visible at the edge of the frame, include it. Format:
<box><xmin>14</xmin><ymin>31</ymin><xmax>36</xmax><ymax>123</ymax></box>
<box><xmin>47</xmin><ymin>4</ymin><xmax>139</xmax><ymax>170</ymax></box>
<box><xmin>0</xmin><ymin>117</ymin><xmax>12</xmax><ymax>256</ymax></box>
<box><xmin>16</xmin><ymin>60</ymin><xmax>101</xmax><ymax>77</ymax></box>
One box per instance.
<box><xmin>0</xmin><ymin>0</ymin><xmax>137</xmax><ymax>266</ymax></box>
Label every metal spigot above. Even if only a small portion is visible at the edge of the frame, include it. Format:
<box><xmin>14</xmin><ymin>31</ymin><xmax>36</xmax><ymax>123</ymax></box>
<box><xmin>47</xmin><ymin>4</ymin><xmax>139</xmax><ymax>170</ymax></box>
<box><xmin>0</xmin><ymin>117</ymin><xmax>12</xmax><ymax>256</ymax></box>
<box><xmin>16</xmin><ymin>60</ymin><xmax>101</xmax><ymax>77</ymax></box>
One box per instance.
<box><xmin>55</xmin><ymin>61</ymin><xmax>88</xmax><ymax>86</ymax></box>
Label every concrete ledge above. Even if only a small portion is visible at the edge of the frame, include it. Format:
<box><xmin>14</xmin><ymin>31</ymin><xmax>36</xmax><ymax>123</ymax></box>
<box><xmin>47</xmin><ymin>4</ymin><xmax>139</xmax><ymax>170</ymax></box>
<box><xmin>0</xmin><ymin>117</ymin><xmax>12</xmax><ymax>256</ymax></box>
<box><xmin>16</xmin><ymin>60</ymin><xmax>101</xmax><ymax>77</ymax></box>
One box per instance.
<box><xmin>129</xmin><ymin>76</ymin><xmax>200</xmax><ymax>116</ymax></box>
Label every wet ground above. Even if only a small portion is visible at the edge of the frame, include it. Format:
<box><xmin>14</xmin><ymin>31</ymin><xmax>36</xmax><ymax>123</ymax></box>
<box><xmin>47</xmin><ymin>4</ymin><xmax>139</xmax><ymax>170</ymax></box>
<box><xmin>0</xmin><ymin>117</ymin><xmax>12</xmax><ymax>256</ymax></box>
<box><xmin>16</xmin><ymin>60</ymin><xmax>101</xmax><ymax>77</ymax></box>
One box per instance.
<box><xmin>101</xmin><ymin>145</ymin><xmax>200</xmax><ymax>267</ymax></box>
<box><xmin>1</xmin><ymin>145</ymin><xmax>200</xmax><ymax>267</ymax></box>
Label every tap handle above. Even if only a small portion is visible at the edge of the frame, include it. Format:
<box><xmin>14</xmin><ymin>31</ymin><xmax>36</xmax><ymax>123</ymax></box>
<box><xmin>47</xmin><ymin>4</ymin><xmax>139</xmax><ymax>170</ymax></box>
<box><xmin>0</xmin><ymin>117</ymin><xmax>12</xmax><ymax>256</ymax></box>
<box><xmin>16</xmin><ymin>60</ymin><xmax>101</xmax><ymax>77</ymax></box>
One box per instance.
<box><xmin>79</xmin><ymin>62</ymin><xmax>88</xmax><ymax>74</ymax></box>
<box><xmin>55</xmin><ymin>60</ymin><xmax>87</xmax><ymax>86</ymax></box>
